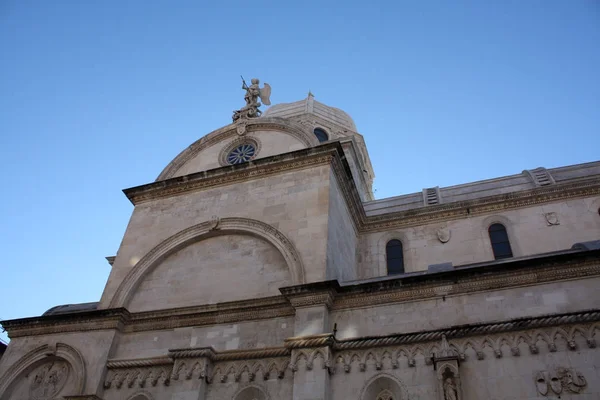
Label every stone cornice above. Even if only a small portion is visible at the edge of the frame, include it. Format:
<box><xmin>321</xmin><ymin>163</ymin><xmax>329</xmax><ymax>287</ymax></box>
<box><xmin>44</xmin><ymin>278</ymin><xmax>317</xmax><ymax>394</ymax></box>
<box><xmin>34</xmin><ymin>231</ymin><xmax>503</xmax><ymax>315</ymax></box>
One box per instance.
<box><xmin>0</xmin><ymin>308</ymin><xmax>130</xmax><ymax>338</ymax></box>
<box><xmin>129</xmin><ymin>141</ymin><xmax>600</xmax><ymax>232</ymax></box>
<box><xmin>332</xmin><ymin>250</ymin><xmax>600</xmax><ymax>311</ymax></box>
<box><xmin>3</xmin><ymin>250</ymin><xmax>599</xmax><ymax>338</ymax></box>
<box><xmin>101</xmin><ymin>308</ymin><xmax>600</xmax><ymax>383</ymax></box>
<box><xmin>333</xmin><ymin>309</ymin><xmax>600</xmax><ymax>350</ymax></box>
<box><xmin>362</xmin><ymin>175</ymin><xmax>600</xmax><ymax>232</ymax></box>
<box><xmin>124</xmin><ymin>143</ymin><xmax>346</xmax><ymax>205</ymax></box>
<box><xmin>167</xmin><ymin>346</ymin><xmax>290</xmax><ymax>361</ymax></box>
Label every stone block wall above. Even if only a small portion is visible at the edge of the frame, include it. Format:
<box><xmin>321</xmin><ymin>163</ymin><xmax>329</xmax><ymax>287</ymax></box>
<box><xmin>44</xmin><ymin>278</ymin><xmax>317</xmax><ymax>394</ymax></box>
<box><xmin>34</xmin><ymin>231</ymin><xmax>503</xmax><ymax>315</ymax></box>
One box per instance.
<box><xmin>100</xmin><ymin>164</ymin><xmax>333</xmax><ymax>309</ymax></box>
<box><xmin>359</xmin><ymin>195</ymin><xmax>600</xmax><ymax>278</ymax></box>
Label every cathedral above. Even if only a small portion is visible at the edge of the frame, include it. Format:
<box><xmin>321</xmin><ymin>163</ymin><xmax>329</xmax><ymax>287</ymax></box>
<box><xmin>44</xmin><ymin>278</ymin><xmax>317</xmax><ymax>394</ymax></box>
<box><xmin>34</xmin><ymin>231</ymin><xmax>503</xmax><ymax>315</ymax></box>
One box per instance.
<box><xmin>1</xmin><ymin>83</ymin><xmax>599</xmax><ymax>400</ymax></box>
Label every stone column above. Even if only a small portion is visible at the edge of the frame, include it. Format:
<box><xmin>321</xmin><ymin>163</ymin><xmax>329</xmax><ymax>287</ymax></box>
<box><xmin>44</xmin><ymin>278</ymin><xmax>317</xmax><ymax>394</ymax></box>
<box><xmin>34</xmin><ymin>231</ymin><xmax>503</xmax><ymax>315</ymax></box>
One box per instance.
<box><xmin>281</xmin><ymin>281</ymin><xmax>338</xmax><ymax>400</ymax></box>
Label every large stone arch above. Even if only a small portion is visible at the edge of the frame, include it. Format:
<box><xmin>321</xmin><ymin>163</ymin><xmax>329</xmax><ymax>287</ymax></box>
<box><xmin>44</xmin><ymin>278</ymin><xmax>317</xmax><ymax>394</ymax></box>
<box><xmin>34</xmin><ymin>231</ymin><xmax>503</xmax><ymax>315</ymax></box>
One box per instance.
<box><xmin>359</xmin><ymin>373</ymin><xmax>409</xmax><ymax>400</ymax></box>
<box><xmin>0</xmin><ymin>343</ymin><xmax>86</xmax><ymax>399</ymax></box>
<box><xmin>156</xmin><ymin>117</ymin><xmax>319</xmax><ymax>181</ymax></box>
<box><xmin>109</xmin><ymin>217</ymin><xmax>306</xmax><ymax>308</ymax></box>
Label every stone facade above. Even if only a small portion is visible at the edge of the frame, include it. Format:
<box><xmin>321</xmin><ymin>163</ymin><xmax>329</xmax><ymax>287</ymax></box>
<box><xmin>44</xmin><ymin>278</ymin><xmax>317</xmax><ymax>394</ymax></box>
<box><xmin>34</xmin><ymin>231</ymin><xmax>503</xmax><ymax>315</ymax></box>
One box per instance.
<box><xmin>1</xmin><ymin>95</ymin><xmax>600</xmax><ymax>400</ymax></box>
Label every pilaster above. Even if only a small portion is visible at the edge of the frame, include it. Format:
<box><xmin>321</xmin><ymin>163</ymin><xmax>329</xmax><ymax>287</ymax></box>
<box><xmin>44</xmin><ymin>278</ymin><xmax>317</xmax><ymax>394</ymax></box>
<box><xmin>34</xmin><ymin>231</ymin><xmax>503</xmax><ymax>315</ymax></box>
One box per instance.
<box><xmin>281</xmin><ymin>282</ymin><xmax>338</xmax><ymax>400</ymax></box>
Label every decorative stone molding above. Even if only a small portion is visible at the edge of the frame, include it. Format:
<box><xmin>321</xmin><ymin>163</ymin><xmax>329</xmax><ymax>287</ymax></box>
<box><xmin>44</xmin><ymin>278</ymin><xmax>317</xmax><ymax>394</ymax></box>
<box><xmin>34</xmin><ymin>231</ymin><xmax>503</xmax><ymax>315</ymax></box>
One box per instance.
<box><xmin>332</xmin><ymin>321</ymin><xmax>600</xmax><ymax>373</ymax></box>
<box><xmin>127</xmin><ymin>148</ymin><xmax>336</xmax><ymax>205</ymax></box>
<box><xmin>104</xmin><ymin>366</ymin><xmax>172</xmax><ymax>389</ymax></box>
<box><xmin>280</xmin><ymin>283</ymin><xmax>337</xmax><ymax>309</ymax></box>
<box><xmin>109</xmin><ymin>217</ymin><xmax>306</xmax><ymax>308</ymax></box>
<box><xmin>132</xmin><ymin>140</ymin><xmax>600</xmax><ymax>237</ymax></box>
<box><xmin>4</xmin><ymin>254</ymin><xmax>600</xmax><ymax>339</ymax></box>
<box><xmin>156</xmin><ymin>117</ymin><xmax>318</xmax><ymax>181</ymax></box>
<box><xmin>106</xmin><ymin>356</ymin><xmax>173</xmax><ymax>369</ymax></box>
<box><xmin>1</xmin><ymin>308</ymin><xmax>129</xmax><ymax>338</ymax></box>
<box><xmin>364</xmin><ymin>176</ymin><xmax>600</xmax><ymax>233</ymax></box>
<box><xmin>289</xmin><ymin>347</ymin><xmax>332</xmax><ymax>373</ymax></box>
<box><xmin>101</xmin><ymin>312</ymin><xmax>599</xmax><ymax>392</ymax></box>
<box><xmin>211</xmin><ymin>358</ymin><xmax>289</xmax><ymax>384</ymax></box>
<box><xmin>168</xmin><ymin>346</ymin><xmax>289</xmax><ymax>362</ymax></box>
<box><xmin>0</xmin><ymin>343</ymin><xmax>86</xmax><ymax>399</ymax></box>
<box><xmin>284</xmin><ymin>333</ymin><xmax>335</xmax><ymax>350</ymax></box>
<box><xmin>333</xmin><ymin>257</ymin><xmax>600</xmax><ymax>311</ymax></box>
<box><xmin>217</xmin><ymin>136</ymin><xmax>262</xmax><ymax>167</ymax></box>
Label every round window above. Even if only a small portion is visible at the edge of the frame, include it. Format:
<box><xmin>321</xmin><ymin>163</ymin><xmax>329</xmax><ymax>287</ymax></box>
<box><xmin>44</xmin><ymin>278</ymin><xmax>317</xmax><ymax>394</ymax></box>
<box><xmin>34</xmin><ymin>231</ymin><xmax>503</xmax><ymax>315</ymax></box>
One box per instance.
<box><xmin>227</xmin><ymin>143</ymin><xmax>256</xmax><ymax>165</ymax></box>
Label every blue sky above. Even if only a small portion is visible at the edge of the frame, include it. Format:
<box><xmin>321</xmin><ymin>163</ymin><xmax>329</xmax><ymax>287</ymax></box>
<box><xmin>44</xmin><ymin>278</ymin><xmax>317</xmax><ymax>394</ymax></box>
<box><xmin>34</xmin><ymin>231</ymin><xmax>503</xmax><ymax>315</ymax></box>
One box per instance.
<box><xmin>0</xmin><ymin>1</ymin><xmax>598</xmax><ymax>342</ymax></box>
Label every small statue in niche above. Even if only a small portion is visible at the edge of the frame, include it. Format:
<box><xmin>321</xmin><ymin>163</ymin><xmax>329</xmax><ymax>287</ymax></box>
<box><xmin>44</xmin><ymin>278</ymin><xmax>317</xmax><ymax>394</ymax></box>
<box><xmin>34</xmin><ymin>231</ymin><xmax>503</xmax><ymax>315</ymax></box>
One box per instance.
<box><xmin>443</xmin><ymin>377</ymin><xmax>458</xmax><ymax>400</ymax></box>
<box><xmin>233</xmin><ymin>76</ymin><xmax>271</xmax><ymax>122</ymax></box>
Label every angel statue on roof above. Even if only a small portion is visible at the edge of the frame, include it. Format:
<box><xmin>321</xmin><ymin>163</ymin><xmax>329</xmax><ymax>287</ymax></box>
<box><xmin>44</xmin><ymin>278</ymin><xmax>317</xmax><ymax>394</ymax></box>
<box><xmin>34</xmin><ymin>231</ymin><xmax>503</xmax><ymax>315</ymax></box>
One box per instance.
<box><xmin>233</xmin><ymin>76</ymin><xmax>271</xmax><ymax>122</ymax></box>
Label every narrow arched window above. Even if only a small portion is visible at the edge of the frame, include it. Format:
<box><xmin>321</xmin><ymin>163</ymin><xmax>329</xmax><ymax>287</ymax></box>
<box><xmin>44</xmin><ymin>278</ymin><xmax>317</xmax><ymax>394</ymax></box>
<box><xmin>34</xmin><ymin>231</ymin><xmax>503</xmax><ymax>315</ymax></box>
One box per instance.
<box><xmin>488</xmin><ymin>223</ymin><xmax>513</xmax><ymax>259</ymax></box>
<box><xmin>313</xmin><ymin>128</ymin><xmax>328</xmax><ymax>143</ymax></box>
<box><xmin>386</xmin><ymin>239</ymin><xmax>405</xmax><ymax>275</ymax></box>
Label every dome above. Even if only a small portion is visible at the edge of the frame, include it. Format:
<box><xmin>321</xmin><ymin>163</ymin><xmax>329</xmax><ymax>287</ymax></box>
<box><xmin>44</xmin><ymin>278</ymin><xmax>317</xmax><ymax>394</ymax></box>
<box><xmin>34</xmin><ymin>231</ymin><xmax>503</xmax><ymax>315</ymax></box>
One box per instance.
<box><xmin>263</xmin><ymin>93</ymin><xmax>357</xmax><ymax>132</ymax></box>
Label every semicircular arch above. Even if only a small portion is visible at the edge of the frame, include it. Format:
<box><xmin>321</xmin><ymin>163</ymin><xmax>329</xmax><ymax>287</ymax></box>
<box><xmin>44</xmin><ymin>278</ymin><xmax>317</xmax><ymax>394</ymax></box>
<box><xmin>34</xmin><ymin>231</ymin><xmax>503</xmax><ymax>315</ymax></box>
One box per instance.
<box><xmin>109</xmin><ymin>217</ymin><xmax>306</xmax><ymax>308</ymax></box>
<box><xmin>157</xmin><ymin>118</ymin><xmax>319</xmax><ymax>181</ymax></box>
<box><xmin>0</xmin><ymin>343</ymin><xmax>86</xmax><ymax>399</ymax></box>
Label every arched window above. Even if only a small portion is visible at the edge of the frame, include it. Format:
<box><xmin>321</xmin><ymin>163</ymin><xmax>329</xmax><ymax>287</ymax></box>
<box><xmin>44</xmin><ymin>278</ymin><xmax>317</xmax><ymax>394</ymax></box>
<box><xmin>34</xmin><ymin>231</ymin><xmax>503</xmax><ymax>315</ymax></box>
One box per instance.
<box><xmin>488</xmin><ymin>223</ymin><xmax>513</xmax><ymax>259</ymax></box>
<box><xmin>313</xmin><ymin>128</ymin><xmax>328</xmax><ymax>143</ymax></box>
<box><xmin>386</xmin><ymin>239</ymin><xmax>405</xmax><ymax>274</ymax></box>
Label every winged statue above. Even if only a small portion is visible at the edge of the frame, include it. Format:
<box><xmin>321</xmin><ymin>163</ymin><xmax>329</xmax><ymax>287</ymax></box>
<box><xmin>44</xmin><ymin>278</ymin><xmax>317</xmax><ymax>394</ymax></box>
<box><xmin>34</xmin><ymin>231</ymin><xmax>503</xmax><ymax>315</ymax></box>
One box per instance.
<box><xmin>233</xmin><ymin>77</ymin><xmax>272</xmax><ymax>122</ymax></box>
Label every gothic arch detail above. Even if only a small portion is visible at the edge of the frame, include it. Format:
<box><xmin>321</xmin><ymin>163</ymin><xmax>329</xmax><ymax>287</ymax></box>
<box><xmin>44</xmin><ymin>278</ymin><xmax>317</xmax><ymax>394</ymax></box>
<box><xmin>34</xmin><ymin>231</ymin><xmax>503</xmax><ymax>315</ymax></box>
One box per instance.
<box><xmin>359</xmin><ymin>373</ymin><xmax>409</xmax><ymax>400</ymax></box>
<box><xmin>0</xmin><ymin>343</ymin><xmax>86</xmax><ymax>399</ymax></box>
<box><xmin>126</xmin><ymin>391</ymin><xmax>154</xmax><ymax>400</ymax></box>
<box><xmin>233</xmin><ymin>384</ymin><xmax>270</xmax><ymax>400</ymax></box>
<box><xmin>157</xmin><ymin>118</ymin><xmax>319</xmax><ymax>181</ymax></box>
<box><xmin>109</xmin><ymin>217</ymin><xmax>306</xmax><ymax>308</ymax></box>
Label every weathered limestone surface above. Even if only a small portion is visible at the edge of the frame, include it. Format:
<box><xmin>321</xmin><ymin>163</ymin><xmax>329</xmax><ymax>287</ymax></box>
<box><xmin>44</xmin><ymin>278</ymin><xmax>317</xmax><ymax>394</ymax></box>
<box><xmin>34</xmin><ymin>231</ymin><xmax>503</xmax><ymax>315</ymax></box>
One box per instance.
<box><xmin>128</xmin><ymin>234</ymin><xmax>290</xmax><ymax>311</ymax></box>
<box><xmin>99</xmin><ymin>165</ymin><xmax>332</xmax><ymax>309</ymax></box>
<box><xmin>326</xmin><ymin>169</ymin><xmax>358</xmax><ymax>282</ymax></box>
<box><xmin>333</xmin><ymin>277</ymin><xmax>600</xmax><ymax>339</ymax></box>
<box><xmin>361</xmin><ymin>196</ymin><xmax>600</xmax><ymax>278</ymax></box>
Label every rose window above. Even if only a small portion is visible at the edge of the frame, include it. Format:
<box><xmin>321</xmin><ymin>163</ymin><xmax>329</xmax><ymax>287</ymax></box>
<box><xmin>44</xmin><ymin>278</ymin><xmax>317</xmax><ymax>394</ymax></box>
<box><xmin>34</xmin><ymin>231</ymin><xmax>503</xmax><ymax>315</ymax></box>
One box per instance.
<box><xmin>227</xmin><ymin>143</ymin><xmax>256</xmax><ymax>164</ymax></box>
